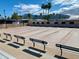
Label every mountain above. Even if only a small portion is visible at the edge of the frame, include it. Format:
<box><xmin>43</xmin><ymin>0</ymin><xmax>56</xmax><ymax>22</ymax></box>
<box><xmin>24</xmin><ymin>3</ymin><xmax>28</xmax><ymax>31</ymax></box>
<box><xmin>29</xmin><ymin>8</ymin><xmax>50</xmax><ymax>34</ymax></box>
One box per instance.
<box><xmin>22</xmin><ymin>13</ymin><xmax>70</xmax><ymax>20</ymax></box>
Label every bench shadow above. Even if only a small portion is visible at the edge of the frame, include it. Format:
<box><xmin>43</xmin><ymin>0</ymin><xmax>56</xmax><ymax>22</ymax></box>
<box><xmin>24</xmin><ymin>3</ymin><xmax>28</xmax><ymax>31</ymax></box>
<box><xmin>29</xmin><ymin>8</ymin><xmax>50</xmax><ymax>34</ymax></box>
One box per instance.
<box><xmin>0</xmin><ymin>40</ymin><xmax>5</xmax><ymax>43</ymax></box>
<box><xmin>3</xmin><ymin>38</ymin><xmax>10</xmax><ymax>41</ymax></box>
<box><xmin>23</xmin><ymin>49</ymin><xmax>42</xmax><ymax>58</ymax></box>
<box><xmin>7</xmin><ymin>43</ymin><xmax>20</xmax><ymax>48</ymax></box>
<box><xmin>54</xmin><ymin>55</ymin><xmax>68</xmax><ymax>59</ymax></box>
<box><xmin>28</xmin><ymin>47</ymin><xmax>46</xmax><ymax>53</ymax></box>
<box><xmin>13</xmin><ymin>42</ymin><xmax>24</xmax><ymax>46</ymax></box>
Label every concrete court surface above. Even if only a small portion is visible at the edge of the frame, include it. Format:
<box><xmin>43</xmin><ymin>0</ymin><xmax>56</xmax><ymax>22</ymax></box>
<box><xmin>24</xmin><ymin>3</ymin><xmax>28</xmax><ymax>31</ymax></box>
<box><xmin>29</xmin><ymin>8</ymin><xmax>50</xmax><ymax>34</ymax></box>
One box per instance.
<box><xmin>0</xmin><ymin>26</ymin><xmax>79</xmax><ymax>59</ymax></box>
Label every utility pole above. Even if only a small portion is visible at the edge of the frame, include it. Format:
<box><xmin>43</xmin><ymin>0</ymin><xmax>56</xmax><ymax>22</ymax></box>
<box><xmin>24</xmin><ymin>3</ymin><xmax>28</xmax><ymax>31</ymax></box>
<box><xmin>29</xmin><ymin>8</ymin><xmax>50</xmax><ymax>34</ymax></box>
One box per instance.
<box><xmin>3</xmin><ymin>9</ymin><xmax>7</xmax><ymax>28</ymax></box>
<box><xmin>4</xmin><ymin>9</ymin><xmax>6</xmax><ymax>19</ymax></box>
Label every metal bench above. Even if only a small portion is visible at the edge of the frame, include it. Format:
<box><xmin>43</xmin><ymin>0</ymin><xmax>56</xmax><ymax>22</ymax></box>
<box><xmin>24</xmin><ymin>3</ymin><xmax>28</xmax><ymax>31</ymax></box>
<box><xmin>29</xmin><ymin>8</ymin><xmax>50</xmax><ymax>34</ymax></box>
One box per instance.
<box><xmin>14</xmin><ymin>35</ymin><xmax>25</xmax><ymax>45</ymax></box>
<box><xmin>30</xmin><ymin>38</ymin><xmax>48</xmax><ymax>50</ymax></box>
<box><xmin>55</xmin><ymin>44</ymin><xmax>79</xmax><ymax>59</ymax></box>
<box><xmin>3</xmin><ymin>33</ymin><xmax>12</xmax><ymax>41</ymax></box>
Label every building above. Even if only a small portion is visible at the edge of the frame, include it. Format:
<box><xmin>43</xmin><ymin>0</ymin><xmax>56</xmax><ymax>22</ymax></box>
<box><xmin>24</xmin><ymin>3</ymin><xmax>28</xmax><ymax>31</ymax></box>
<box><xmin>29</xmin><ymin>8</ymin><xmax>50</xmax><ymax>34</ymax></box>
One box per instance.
<box><xmin>28</xmin><ymin>19</ymin><xmax>79</xmax><ymax>28</ymax></box>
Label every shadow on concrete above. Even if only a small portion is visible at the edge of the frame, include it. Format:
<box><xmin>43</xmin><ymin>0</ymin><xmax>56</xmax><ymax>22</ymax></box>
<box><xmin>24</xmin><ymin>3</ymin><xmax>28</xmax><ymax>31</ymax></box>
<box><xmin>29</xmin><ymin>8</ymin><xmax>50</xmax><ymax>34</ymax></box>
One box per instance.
<box><xmin>28</xmin><ymin>47</ymin><xmax>46</xmax><ymax>53</ymax></box>
<box><xmin>13</xmin><ymin>42</ymin><xmax>24</xmax><ymax>46</ymax></box>
<box><xmin>54</xmin><ymin>55</ymin><xmax>68</xmax><ymax>59</ymax></box>
<box><xmin>3</xmin><ymin>38</ymin><xmax>10</xmax><ymax>41</ymax></box>
<box><xmin>23</xmin><ymin>49</ymin><xmax>42</xmax><ymax>58</ymax></box>
<box><xmin>7</xmin><ymin>43</ymin><xmax>20</xmax><ymax>48</ymax></box>
<box><xmin>0</xmin><ymin>40</ymin><xmax>5</xmax><ymax>43</ymax></box>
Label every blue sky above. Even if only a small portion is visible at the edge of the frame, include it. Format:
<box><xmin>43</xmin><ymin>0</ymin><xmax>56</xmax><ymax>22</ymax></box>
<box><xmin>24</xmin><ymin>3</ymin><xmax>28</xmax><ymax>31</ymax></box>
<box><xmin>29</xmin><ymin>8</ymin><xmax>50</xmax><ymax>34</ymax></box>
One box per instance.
<box><xmin>0</xmin><ymin>0</ymin><xmax>49</xmax><ymax>16</ymax></box>
<box><xmin>0</xmin><ymin>0</ymin><xmax>79</xmax><ymax>19</ymax></box>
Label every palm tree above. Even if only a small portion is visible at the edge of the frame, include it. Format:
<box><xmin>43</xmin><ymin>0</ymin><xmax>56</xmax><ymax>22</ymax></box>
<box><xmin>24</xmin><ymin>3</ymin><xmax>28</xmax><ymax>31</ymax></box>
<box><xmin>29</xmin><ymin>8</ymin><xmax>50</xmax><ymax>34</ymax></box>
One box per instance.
<box><xmin>41</xmin><ymin>2</ymin><xmax>52</xmax><ymax>21</ymax></box>
<box><xmin>41</xmin><ymin>4</ymin><xmax>46</xmax><ymax>20</ymax></box>
<box><xmin>27</xmin><ymin>13</ymin><xmax>32</xmax><ymax>25</ymax></box>
<box><xmin>45</xmin><ymin>2</ymin><xmax>52</xmax><ymax>21</ymax></box>
<box><xmin>41</xmin><ymin>4</ymin><xmax>45</xmax><ymax>15</ymax></box>
<box><xmin>42</xmin><ymin>2</ymin><xmax>51</xmax><ymax>15</ymax></box>
<box><xmin>27</xmin><ymin>13</ymin><xmax>32</xmax><ymax>19</ymax></box>
<box><xmin>47</xmin><ymin>2</ymin><xmax>51</xmax><ymax>14</ymax></box>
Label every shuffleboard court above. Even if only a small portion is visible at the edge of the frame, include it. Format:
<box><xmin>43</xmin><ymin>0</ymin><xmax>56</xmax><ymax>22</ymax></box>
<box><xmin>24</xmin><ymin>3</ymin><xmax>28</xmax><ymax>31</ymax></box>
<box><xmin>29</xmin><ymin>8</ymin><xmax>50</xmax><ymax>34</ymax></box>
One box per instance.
<box><xmin>0</xmin><ymin>26</ymin><xmax>79</xmax><ymax>59</ymax></box>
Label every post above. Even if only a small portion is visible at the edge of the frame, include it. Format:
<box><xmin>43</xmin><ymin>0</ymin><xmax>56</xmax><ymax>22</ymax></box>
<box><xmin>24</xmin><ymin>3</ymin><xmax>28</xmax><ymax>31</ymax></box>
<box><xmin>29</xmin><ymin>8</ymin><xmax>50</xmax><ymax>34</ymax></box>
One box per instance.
<box><xmin>10</xmin><ymin>35</ymin><xmax>12</xmax><ymax>41</ymax></box>
<box><xmin>6</xmin><ymin>35</ymin><xmax>8</xmax><ymax>39</ymax></box>
<box><xmin>4</xmin><ymin>10</ymin><xmax>7</xmax><ymax>28</ymax></box>
<box><xmin>33</xmin><ymin>41</ymin><xmax>35</xmax><ymax>47</ymax></box>
<box><xmin>17</xmin><ymin>38</ymin><xmax>19</xmax><ymax>43</ymax></box>
<box><xmin>23</xmin><ymin>39</ymin><xmax>25</xmax><ymax>45</ymax></box>
<box><xmin>0</xmin><ymin>34</ymin><xmax>1</xmax><ymax>37</ymax></box>
<box><xmin>60</xmin><ymin>45</ymin><xmax>63</xmax><ymax>57</ymax></box>
<box><xmin>44</xmin><ymin>44</ymin><xmax>46</xmax><ymax>50</ymax></box>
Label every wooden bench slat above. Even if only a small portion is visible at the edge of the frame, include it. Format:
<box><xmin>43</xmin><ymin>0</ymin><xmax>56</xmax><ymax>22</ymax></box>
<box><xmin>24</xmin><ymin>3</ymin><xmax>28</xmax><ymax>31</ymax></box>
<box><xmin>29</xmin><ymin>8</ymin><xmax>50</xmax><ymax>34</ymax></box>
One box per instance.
<box><xmin>14</xmin><ymin>35</ymin><xmax>25</xmax><ymax>45</ymax></box>
<box><xmin>3</xmin><ymin>33</ymin><xmax>12</xmax><ymax>41</ymax></box>
<box><xmin>30</xmin><ymin>38</ymin><xmax>48</xmax><ymax>44</ymax></box>
<box><xmin>4</xmin><ymin>33</ymin><xmax>11</xmax><ymax>36</ymax></box>
<box><xmin>14</xmin><ymin>35</ymin><xmax>25</xmax><ymax>39</ymax></box>
<box><xmin>30</xmin><ymin>38</ymin><xmax>48</xmax><ymax>50</ymax></box>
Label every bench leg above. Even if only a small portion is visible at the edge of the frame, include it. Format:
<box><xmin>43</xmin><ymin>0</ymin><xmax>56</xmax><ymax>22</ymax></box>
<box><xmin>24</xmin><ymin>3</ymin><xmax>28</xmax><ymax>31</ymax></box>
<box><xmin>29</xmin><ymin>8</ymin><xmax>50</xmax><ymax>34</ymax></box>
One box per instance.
<box><xmin>6</xmin><ymin>35</ymin><xmax>8</xmax><ymax>39</ymax></box>
<box><xmin>17</xmin><ymin>38</ymin><xmax>19</xmax><ymax>43</ymax></box>
<box><xmin>10</xmin><ymin>36</ymin><xmax>12</xmax><ymax>41</ymax></box>
<box><xmin>23</xmin><ymin>39</ymin><xmax>25</xmax><ymax>45</ymax></box>
<box><xmin>60</xmin><ymin>48</ymin><xmax>63</xmax><ymax>57</ymax></box>
<box><xmin>33</xmin><ymin>42</ymin><xmax>35</xmax><ymax>47</ymax></box>
<box><xmin>44</xmin><ymin>44</ymin><xmax>46</xmax><ymax>50</ymax></box>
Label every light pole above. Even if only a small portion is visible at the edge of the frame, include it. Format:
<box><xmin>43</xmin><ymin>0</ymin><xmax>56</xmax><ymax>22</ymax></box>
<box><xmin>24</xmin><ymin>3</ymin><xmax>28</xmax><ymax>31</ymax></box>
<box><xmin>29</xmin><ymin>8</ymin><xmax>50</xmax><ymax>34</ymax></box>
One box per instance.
<box><xmin>3</xmin><ymin>9</ymin><xmax>7</xmax><ymax>28</ymax></box>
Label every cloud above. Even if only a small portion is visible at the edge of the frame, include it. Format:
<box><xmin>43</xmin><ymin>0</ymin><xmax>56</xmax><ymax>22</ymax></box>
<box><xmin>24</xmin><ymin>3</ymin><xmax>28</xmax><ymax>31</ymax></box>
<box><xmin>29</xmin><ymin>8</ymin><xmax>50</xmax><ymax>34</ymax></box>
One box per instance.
<box><xmin>13</xmin><ymin>0</ymin><xmax>79</xmax><ymax>18</ymax></box>
<box><xmin>14</xmin><ymin>4</ymin><xmax>41</xmax><ymax>14</ymax></box>
<box><xmin>52</xmin><ymin>0</ymin><xmax>77</xmax><ymax>5</ymax></box>
<box><xmin>59</xmin><ymin>3</ymin><xmax>79</xmax><ymax>15</ymax></box>
<box><xmin>51</xmin><ymin>0</ymin><xmax>79</xmax><ymax>18</ymax></box>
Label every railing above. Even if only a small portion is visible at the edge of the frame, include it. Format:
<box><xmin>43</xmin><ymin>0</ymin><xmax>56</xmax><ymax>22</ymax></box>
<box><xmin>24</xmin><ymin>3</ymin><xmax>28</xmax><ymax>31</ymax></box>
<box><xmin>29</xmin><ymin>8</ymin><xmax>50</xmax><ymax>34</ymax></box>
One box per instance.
<box><xmin>55</xmin><ymin>44</ymin><xmax>79</xmax><ymax>59</ymax></box>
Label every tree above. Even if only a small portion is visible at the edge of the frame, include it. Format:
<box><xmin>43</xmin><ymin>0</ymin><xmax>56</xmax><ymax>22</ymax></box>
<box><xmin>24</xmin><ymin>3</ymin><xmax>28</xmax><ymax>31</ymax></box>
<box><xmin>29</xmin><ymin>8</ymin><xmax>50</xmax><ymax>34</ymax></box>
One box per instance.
<box><xmin>39</xmin><ymin>13</ymin><xmax>42</xmax><ymax>19</ymax></box>
<box><xmin>41</xmin><ymin>2</ymin><xmax>52</xmax><ymax>21</ymax></box>
<box><xmin>11</xmin><ymin>12</ymin><xmax>21</xmax><ymax>20</ymax></box>
<box><xmin>40</xmin><ymin>13</ymin><xmax>42</xmax><ymax>16</ymax></box>
<box><xmin>27</xmin><ymin>13</ymin><xmax>32</xmax><ymax>22</ymax></box>
<box><xmin>47</xmin><ymin>2</ymin><xmax>51</xmax><ymax>14</ymax></box>
<box><xmin>46</xmin><ymin>2</ymin><xmax>52</xmax><ymax>21</ymax></box>
<box><xmin>41</xmin><ymin>4</ymin><xmax>46</xmax><ymax>15</ymax></box>
<box><xmin>41</xmin><ymin>4</ymin><xmax>47</xmax><ymax>20</ymax></box>
<box><xmin>27</xmin><ymin>13</ymin><xmax>32</xmax><ymax>19</ymax></box>
<box><xmin>42</xmin><ymin>2</ymin><xmax>51</xmax><ymax>15</ymax></box>
<box><xmin>43</xmin><ymin>14</ymin><xmax>50</xmax><ymax>21</ymax></box>
<box><xmin>7</xmin><ymin>16</ymin><xmax>11</xmax><ymax>20</ymax></box>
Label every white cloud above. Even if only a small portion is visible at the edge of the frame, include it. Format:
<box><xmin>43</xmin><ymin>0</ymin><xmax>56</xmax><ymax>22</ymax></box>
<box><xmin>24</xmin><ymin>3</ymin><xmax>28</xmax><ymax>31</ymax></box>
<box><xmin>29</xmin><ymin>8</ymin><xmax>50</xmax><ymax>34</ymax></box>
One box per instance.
<box><xmin>13</xmin><ymin>0</ymin><xmax>79</xmax><ymax>18</ymax></box>
<box><xmin>61</xmin><ymin>0</ymin><xmax>77</xmax><ymax>5</ymax></box>
<box><xmin>14</xmin><ymin>4</ymin><xmax>41</xmax><ymax>14</ymax></box>
<box><xmin>59</xmin><ymin>3</ymin><xmax>79</xmax><ymax>15</ymax></box>
<box><xmin>52</xmin><ymin>0</ymin><xmax>77</xmax><ymax>5</ymax></box>
<box><xmin>51</xmin><ymin>0</ymin><xmax>79</xmax><ymax>18</ymax></box>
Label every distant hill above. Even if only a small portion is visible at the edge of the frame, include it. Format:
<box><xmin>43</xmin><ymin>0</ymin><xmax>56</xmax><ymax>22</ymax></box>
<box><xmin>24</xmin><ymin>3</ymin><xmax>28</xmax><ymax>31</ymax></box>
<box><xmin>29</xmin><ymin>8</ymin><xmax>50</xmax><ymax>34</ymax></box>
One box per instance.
<box><xmin>22</xmin><ymin>13</ymin><xmax>70</xmax><ymax>20</ymax></box>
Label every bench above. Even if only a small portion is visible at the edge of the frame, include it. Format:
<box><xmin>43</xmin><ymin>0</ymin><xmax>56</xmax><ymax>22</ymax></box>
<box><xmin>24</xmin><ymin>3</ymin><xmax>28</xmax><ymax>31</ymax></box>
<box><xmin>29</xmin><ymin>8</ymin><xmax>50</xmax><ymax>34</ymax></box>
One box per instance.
<box><xmin>14</xmin><ymin>35</ymin><xmax>25</xmax><ymax>45</ymax></box>
<box><xmin>30</xmin><ymin>38</ymin><xmax>48</xmax><ymax>50</ymax></box>
<box><xmin>55</xmin><ymin>44</ymin><xmax>79</xmax><ymax>59</ymax></box>
<box><xmin>3</xmin><ymin>33</ymin><xmax>12</xmax><ymax>41</ymax></box>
